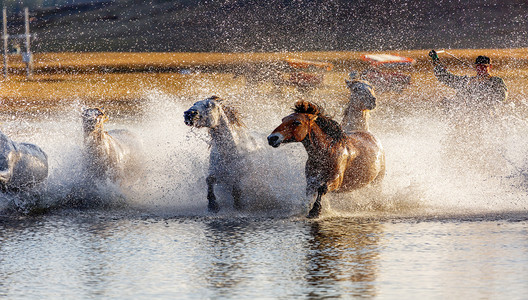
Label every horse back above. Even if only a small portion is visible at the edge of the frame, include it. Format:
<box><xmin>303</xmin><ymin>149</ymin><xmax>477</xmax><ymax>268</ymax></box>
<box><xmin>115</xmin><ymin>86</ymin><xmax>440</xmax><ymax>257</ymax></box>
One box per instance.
<box><xmin>6</xmin><ymin>142</ymin><xmax>48</xmax><ymax>189</ymax></box>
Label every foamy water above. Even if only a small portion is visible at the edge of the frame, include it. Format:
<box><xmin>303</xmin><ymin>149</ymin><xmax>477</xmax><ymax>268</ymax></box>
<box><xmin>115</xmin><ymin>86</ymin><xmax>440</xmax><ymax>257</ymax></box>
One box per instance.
<box><xmin>1</xmin><ymin>85</ymin><xmax>528</xmax><ymax>219</ymax></box>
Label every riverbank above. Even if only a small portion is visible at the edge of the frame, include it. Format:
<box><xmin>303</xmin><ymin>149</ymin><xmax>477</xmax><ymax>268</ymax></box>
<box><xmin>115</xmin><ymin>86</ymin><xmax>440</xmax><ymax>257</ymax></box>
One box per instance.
<box><xmin>3</xmin><ymin>49</ymin><xmax>528</xmax><ymax>73</ymax></box>
<box><xmin>1</xmin><ymin>49</ymin><xmax>527</xmax><ymax>114</ymax></box>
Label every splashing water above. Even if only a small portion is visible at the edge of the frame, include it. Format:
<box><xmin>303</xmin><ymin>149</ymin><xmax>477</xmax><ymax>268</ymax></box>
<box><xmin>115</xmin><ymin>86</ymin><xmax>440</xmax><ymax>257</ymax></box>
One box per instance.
<box><xmin>1</xmin><ymin>83</ymin><xmax>528</xmax><ymax>220</ymax></box>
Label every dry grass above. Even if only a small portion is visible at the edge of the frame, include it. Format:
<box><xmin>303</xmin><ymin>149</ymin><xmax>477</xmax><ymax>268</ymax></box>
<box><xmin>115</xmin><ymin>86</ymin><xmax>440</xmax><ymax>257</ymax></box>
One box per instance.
<box><xmin>1</xmin><ymin>49</ymin><xmax>527</xmax><ymax>113</ymax></box>
<box><xmin>3</xmin><ymin>49</ymin><xmax>528</xmax><ymax>71</ymax></box>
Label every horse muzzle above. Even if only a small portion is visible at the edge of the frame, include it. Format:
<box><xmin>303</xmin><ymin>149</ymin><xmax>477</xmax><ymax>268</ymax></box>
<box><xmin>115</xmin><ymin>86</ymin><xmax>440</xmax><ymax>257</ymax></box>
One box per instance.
<box><xmin>184</xmin><ymin>110</ymin><xmax>198</xmax><ymax>126</ymax></box>
<box><xmin>267</xmin><ymin>133</ymin><xmax>283</xmax><ymax>148</ymax></box>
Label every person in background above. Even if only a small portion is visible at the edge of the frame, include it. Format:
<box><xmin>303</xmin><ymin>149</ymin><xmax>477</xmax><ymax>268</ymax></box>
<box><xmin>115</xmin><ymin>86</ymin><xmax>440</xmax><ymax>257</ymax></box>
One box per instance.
<box><xmin>429</xmin><ymin>50</ymin><xmax>509</xmax><ymax>173</ymax></box>
<box><xmin>429</xmin><ymin>50</ymin><xmax>508</xmax><ymax>115</ymax></box>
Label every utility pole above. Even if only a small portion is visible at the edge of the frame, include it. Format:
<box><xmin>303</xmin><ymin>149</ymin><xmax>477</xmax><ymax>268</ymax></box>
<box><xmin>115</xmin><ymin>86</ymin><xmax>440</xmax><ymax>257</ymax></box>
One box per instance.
<box><xmin>2</xmin><ymin>7</ymin><xmax>8</xmax><ymax>79</ymax></box>
<box><xmin>23</xmin><ymin>7</ymin><xmax>32</xmax><ymax>78</ymax></box>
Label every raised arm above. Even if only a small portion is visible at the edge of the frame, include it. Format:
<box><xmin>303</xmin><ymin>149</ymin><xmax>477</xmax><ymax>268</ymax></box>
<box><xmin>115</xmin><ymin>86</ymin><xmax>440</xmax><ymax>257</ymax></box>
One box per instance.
<box><xmin>429</xmin><ymin>50</ymin><xmax>469</xmax><ymax>90</ymax></box>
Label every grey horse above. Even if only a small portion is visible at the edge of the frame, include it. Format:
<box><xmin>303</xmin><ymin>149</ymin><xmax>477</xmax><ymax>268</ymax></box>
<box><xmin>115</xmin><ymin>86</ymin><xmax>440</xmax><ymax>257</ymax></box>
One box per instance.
<box><xmin>184</xmin><ymin>96</ymin><xmax>259</xmax><ymax>213</ymax></box>
<box><xmin>0</xmin><ymin>130</ymin><xmax>48</xmax><ymax>192</ymax></box>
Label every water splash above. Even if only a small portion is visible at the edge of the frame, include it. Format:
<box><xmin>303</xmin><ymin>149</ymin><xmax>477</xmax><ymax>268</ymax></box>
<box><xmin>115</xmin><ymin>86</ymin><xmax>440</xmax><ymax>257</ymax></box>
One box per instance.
<box><xmin>1</xmin><ymin>86</ymin><xmax>528</xmax><ymax>219</ymax></box>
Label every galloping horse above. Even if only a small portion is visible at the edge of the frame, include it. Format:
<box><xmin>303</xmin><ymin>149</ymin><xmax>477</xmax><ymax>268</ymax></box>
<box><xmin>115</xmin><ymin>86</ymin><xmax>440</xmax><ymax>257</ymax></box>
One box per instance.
<box><xmin>0</xmin><ymin>130</ymin><xmax>48</xmax><ymax>192</ymax></box>
<box><xmin>267</xmin><ymin>100</ymin><xmax>385</xmax><ymax>218</ymax></box>
<box><xmin>82</xmin><ymin>107</ymin><xmax>142</xmax><ymax>182</ymax></box>
<box><xmin>184</xmin><ymin>96</ymin><xmax>258</xmax><ymax>213</ymax></box>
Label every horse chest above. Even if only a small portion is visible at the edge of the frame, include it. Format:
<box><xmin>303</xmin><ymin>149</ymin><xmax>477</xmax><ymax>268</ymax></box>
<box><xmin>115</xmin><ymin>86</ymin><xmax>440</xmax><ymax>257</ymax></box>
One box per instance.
<box><xmin>305</xmin><ymin>151</ymin><xmax>346</xmax><ymax>187</ymax></box>
<box><xmin>85</xmin><ymin>132</ymin><xmax>130</xmax><ymax>175</ymax></box>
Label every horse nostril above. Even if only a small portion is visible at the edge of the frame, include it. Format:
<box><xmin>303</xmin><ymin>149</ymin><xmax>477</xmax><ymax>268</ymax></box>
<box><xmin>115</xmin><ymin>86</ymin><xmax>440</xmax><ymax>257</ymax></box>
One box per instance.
<box><xmin>184</xmin><ymin>110</ymin><xmax>198</xmax><ymax>120</ymax></box>
<box><xmin>184</xmin><ymin>110</ymin><xmax>198</xmax><ymax>126</ymax></box>
<box><xmin>268</xmin><ymin>135</ymin><xmax>279</xmax><ymax>146</ymax></box>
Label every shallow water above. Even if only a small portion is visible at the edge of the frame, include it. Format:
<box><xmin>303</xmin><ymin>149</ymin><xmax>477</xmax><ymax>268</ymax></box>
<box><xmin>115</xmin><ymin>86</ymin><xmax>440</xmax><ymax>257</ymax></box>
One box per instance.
<box><xmin>1</xmin><ymin>69</ymin><xmax>528</xmax><ymax>298</ymax></box>
<box><xmin>1</xmin><ymin>213</ymin><xmax>527</xmax><ymax>299</ymax></box>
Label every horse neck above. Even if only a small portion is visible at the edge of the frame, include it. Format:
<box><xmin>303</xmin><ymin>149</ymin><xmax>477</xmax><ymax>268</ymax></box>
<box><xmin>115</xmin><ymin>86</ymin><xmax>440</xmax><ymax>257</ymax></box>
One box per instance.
<box><xmin>208</xmin><ymin>115</ymin><xmax>243</xmax><ymax>153</ymax></box>
<box><xmin>84</xmin><ymin>125</ymin><xmax>106</xmax><ymax>144</ymax></box>
<box><xmin>342</xmin><ymin>109</ymin><xmax>370</xmax><ymax>131</ymax></box>
<box><xmin>302</xmin><ymin>123</ymin><xmax>342</xmax><ymax>159</ymax></box>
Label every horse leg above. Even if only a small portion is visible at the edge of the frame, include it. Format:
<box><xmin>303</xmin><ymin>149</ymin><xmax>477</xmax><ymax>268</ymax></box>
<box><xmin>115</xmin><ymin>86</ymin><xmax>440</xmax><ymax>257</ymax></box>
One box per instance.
<box><xmin>307</xmin><ymin>184</ymin><xmax>327</xmax><ymax>219</ymax></box>
<box><xmin>232</xmin><ymin>183</ymin><xmax>243</xmax><ymax>210</ymax></box>
<box><xmin>206</xmin><ymin>175</ymin><xmax>220</xmax><ymax>213</ymax></box>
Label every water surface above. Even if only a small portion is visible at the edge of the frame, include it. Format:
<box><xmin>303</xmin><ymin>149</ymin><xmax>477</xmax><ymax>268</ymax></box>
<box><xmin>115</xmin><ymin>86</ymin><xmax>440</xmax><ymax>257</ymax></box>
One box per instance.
<box><xmin>1</xmin><ymin>68</ymin><xmax>528</xmax><ymax>298</ymax></box>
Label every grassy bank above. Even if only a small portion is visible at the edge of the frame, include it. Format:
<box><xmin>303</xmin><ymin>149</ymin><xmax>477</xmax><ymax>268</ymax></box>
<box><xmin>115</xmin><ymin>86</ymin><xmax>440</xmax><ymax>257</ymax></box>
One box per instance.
<box><xmin>3</xmin><ymin>49</ymin><xmax>528</xmax><ymax>73</ymax></box>
<box><xmin>1</xmin><ymin>49</ymin><xmax>527</xmax><ymax>113</ymax></box>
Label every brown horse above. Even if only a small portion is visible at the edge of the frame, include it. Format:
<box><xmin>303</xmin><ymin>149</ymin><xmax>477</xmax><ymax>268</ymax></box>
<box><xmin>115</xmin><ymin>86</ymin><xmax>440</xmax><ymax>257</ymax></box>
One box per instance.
<box><xmin>267</xmin><ymin>100</ymin><xmax>385</xmax><ymax>218</ymax></box>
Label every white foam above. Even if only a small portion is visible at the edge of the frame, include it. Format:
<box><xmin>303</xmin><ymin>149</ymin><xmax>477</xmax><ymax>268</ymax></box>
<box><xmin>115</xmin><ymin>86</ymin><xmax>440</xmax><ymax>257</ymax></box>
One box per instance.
<box><xmin>1</xmin><ymin>88</ymin><xmax>527</xmax><ymax>219</ymax></box>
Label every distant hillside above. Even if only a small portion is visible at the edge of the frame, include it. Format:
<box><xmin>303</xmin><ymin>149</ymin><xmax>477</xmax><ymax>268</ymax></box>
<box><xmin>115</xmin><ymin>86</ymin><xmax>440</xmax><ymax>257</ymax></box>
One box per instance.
<box><xmin>5</xmin><ymin>0</ymin><xmax>528</xmax><ymax>52</ymax></box>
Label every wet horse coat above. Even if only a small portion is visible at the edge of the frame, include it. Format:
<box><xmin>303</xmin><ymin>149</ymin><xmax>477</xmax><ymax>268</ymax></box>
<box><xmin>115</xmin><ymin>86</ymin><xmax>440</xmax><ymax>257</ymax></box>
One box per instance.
<box><xmin>0</xmin><ymin>130</ymin><xmax>48</xmax><ymax>192</ymax></box>
<box><xmin>82</xmin><ymin>108</ymin><xmax>142</xmax><ymax>182</ymax></box>
<box><xmin>267</xmin><ymin>99</ymin><xmax>384</xmax><ymax>218</ymax></box>
<box><xmin>184</xmin><ymin>96</ymin><xmax>258</xmax><ymax>212</ymax></box>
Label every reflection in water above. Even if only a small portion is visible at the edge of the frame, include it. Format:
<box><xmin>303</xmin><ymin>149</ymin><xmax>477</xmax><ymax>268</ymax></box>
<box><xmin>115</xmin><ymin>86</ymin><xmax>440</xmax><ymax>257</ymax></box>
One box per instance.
<box><xmin>306</xmin><ymin>219</ymin><xmax>383</xmax><ymax>298</ymax></box>
<box><xmin>75</xmin><ymin>218</ymin><xmax>119</xmax><ymax>298</ymax></box>
<box><xmin>1</xmin><ymin>214</ymin><xmax>527</xmax><ymax>299</ymax></box>
<box><xmin>204</xmin><ymin>219</ymin><xmax>248</xmax><ymax>295</ymax></box>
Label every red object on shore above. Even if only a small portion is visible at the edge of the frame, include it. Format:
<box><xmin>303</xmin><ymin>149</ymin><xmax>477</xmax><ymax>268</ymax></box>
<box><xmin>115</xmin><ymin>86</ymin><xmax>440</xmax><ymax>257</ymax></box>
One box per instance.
<box><xmin>354</xmin><ymin>54</ymin><xmax>415</xmax><ymax>93</ymax></box>
<box><xmin>275</xmin><ymin>58</ymin><xmax>334</xmax><ymax>88</ymax></box>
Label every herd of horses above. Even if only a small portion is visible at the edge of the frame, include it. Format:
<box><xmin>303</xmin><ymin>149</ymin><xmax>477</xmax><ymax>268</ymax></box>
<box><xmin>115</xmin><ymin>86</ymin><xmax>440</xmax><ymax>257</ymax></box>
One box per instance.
<box><xmin>0</xmin><ymin>107</ymin><xmax>141</xmax><ymax>196</ymax></box>
<box><xmin>0</xmin><ymin>78</ymin><xmax>384</xmax><ymax>218</ymax></box>
<box><xmin>185</xmin><ymin>79</ymin><xmax>385</xmax><ymax>218</ymax></box>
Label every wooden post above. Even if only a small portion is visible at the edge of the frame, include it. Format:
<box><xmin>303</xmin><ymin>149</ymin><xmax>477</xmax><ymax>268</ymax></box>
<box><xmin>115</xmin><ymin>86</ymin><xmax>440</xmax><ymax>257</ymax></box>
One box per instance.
<box><xmin>23</xmin><ymin>7</ymin><xmax>32</xmax><ymax>78</ymax></box>
<box><xmin>2</xmin><ymin>7</ymin><xmax>8</xmax><ymax>79</ymax></box>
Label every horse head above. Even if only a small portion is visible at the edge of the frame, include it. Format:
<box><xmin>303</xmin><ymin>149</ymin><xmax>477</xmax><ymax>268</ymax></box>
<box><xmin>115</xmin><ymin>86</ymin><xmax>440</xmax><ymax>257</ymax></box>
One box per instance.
<box><xmin>82</xmin><ymin>107</ymin><xmax>108</xmax><ymax>134</ymax></box>
<box><xmin>345</xmin><ymin>79</ymin><xmax>377</xmax><ymax>111</ymax></box>
<box><xmin>184</xmin><ymin>96</ymin><xmax>244</xmax><ymax>129</ymax></box>
<box><xmin>267</xmin><ymin>101</ymin><xmax>321</xmax><ymax>148</ymax></box>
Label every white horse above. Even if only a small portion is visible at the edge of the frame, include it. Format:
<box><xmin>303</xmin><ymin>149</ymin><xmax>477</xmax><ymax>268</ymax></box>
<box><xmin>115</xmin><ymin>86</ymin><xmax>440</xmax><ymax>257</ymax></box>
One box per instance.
<box><xmin>0</xmin><ymin>130</ymin><xmax>48</xmax><ymax>192</ymax></box>
<box><xmin>343</xmin><ymin>79</ymin><xmax>377</xmax><ymax>132</ymax></box>
<box><xmin>82</xmin><ymin>107</ymin><xmax>143</xmax><ymax>183</ymax></box>
<box><xmin>343</xmin><ymin>78</ymin><xmax>385</xmax><ymax>185</ymax></box>
<box><xmin>184</xmin><ymin>96</ymin><xmax>259</xmax><ymax>213</ymax></box>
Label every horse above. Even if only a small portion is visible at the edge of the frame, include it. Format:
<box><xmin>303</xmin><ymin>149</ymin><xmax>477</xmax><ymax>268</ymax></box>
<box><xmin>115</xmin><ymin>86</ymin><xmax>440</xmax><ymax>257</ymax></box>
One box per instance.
<box><xmin>0</xmin><ymin>130</ymin><xmax>48</xmax><ymax>192</ymax></box>
<box><xmin>342</xmin><ymin>79</ymin><xmax>377</xmax><ymax>132</ymax></box>
<box><xmin>82</xmin><ymin>107</ymin><xmax>143</xmax><ymax>183</ymax></box>
<box><xmin>267</xmin><ymin>100</ymin><xmax>385</xmax><ymax>218</ymax></box>
<box><xmin>184</xmin><ymin>96</ymin><xmax>259</xmax><ymax>213</ymax></box>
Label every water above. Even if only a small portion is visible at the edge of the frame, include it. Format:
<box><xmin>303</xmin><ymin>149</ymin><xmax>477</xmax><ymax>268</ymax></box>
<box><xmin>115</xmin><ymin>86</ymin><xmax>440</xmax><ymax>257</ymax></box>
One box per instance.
<box><xmin>1</xmin><ymin>214</ymin><xmax>527</xmax><ymax>299</ymax></box>
<box><xmin>1</xmin><ymin>70</ymin><xmax>528</xmax><ymax>298</ymax></box>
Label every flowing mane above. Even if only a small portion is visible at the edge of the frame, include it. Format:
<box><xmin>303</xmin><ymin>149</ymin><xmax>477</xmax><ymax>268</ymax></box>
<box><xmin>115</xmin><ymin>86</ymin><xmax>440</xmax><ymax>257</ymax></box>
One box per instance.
<box><xmin>293</xmin><ymin>101</ymin><xmax>346</xmax><ymax>143</ymax></box>
<box><xmin>210</xmin><ymin>96</ymin><xmax>245</xmax><ymax>128</ymax></box>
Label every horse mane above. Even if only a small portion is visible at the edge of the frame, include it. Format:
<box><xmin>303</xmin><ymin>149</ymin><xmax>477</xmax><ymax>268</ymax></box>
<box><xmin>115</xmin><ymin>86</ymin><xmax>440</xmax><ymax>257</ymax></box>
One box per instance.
<box><xmin>210</xmin><ymin>96</ymin><xmax>245</xmax><ymax>128</ymax></box>
<box><xmin>293</xmin><ymin>100</ymin><xmax>323</xmax><ymax>115</ymax></box>
<box><xmin>293</xmin><ymin>100</ymin><xmax>346</xmax><ymax>143</ymax></box>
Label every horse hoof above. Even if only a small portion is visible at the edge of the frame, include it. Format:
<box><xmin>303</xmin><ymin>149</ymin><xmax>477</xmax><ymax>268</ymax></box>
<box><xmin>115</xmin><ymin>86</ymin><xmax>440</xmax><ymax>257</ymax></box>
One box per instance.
<box><xmin>208</xmin><ymin>203</ymin><xmax>220</xmax><ymax>213</ymax></box>
<box><xmin>307</xmin><ymin>210</ymin><xmax>320</xmax><ymax>219</ymax></box>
